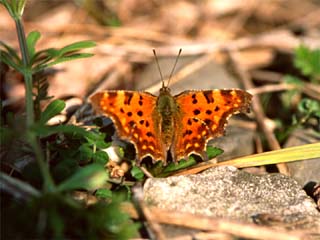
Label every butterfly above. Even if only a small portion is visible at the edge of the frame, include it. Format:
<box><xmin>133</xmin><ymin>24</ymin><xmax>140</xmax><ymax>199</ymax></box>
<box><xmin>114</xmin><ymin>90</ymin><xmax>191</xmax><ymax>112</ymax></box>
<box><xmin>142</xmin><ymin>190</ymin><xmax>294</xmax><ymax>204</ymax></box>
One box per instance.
<box><xmin>90</xmin><ymin>51</ymin><xmax>252</xmax><ymax>164</ymax></box>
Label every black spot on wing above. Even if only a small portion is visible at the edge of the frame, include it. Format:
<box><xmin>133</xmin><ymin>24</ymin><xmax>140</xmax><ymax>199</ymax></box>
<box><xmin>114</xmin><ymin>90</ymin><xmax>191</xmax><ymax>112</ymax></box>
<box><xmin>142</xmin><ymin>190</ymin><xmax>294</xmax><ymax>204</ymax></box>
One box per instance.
<box><xmin>138</xmin><ymin>95</ymin><xmax>143</xmax><ymax>106</ymax></box>
<box><xmin>206</xmin><ymin>110</ymin><xmax>212</xmax><ymax>115</ymax></box>
<box><xmin>204</xmin><ymin>119</ymin><xmax>212</xmax><ymax>125</ymax></box>
<box><xmin>108</xmin><ymin>92</ymin><xmax>117</xmax><ymax>99</ymax></box>
<box><xmin>193</xmin><ymin>109</ymin><xmax>200</xmax><ymax>115</ymax></box>
<box><xmin>129</xmin><ymin>120</ymin><xmax>135</xmax><ymax>127</ymax></box>
<box><xmin>203</xmin><ymin>91</ymin><xmax>214</xmax><ymax>104</ymax></box>
<box><xmin>220</xmin><ymin>90</ymin><xmax>232</xmax><ymax>98</ymax></box>
<box><xmin>146</xmin><ymin>132</ymin><xmax>153</xmax><ymax>137</ymax></box>
<box><xmin>124</xmin><ymin>92</ymin><xmax>133</xmax><ymax>105</ymax></box>
<box><xmin>183</xmin><ymin>130</ymin><xmax>193</xmax><ymax>137</ymax></box>
<box><xmin>191</xmin><ymin>94</ymin><xmax>198</xmax><ymax>104</ymax></box>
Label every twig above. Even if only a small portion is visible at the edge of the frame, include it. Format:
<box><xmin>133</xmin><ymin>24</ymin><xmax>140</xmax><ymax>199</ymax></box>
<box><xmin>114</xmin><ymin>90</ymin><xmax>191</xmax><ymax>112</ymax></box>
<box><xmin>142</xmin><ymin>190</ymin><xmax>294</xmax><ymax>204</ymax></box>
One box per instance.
<box><xmin>229</xmin><ymin>51</ymin><xmax>289</xmax><ymax>175</ymax></box>
<box><xmin>122</xmin><ymin>202</ymin><xmax>310</xmax><ymax>240</ymax></box>
<box><xmin>171</xmin><ymin>232</ymin><xmax>233</xmax><ymax>240</ymax></box>
<box><xmin>251</xmin><ymin>71</ymin><xmax>320</xmax><ymax>101</ymax></box>
<box><xmin>132</xmin><ymin>186</ymin><xmax>166</xmax><ymax>240</ymax></box>
<box><xmin>249</xmin><ymin>83</ymin><xmax>296</xmax><ymax>95</ymax></box>
<box><xmin>139</xmin><ymin>166</ymin><xmax>154</xmax><ymax>178</ymax></box>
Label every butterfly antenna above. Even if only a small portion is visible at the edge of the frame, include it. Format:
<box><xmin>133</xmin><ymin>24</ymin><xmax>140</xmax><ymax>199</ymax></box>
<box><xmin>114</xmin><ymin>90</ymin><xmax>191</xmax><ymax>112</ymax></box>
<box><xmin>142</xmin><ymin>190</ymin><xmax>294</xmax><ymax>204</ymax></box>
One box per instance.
<box><xmin>167</xmin><ymin>48</ymin><xmax>182</xmax><ymax>87</ymax></box>
<box><xmin>153</xmin><ymin>49</ymin><xmax>165</xmax><ymax>88</ymax></box>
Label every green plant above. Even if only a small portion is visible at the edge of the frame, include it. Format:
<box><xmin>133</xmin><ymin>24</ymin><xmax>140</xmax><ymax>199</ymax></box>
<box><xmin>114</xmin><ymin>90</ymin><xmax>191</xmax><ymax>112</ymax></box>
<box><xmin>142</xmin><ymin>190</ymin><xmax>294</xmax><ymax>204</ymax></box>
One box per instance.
<box><xmin>0</xmin><ymin>0</ymin><xmax>138</xmax><ymax>238</ymax></box>
<box><xmin>294</xmin><ymin>45</ymin><xmax>320</xmax><ymax>83</ymax></box>
<box><xmin>276</xmin><ymin>45</ymin><xmax>320</xmax><ymax>142</ymax></box>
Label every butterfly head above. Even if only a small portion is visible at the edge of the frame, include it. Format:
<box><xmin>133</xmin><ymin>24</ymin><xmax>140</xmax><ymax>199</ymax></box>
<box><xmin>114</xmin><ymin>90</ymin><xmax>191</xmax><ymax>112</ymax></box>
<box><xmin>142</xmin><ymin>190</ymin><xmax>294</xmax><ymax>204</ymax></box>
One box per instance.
<box><xmin>159</xmin><ymin>85</ymin><xmax>171</xmax><ymax>95</ymax></box>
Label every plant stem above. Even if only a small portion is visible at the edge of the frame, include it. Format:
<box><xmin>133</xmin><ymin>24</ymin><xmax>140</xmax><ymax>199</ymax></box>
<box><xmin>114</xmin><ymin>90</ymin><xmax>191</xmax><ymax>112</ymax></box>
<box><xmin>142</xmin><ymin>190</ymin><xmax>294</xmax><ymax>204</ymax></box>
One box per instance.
<box><xmin>15</xmin><ymin>18</ymin><xmax>34</xmax><ymax>127</ymax></box>
<box><xmin>28</xmin><ymin>132</ymin><xmax>55</xmax><ymax>192</ymax></box>
<box><xmin>14</xmin><ymin>17</ymin><xmax>55</xmax><ymax>192</ymax></box>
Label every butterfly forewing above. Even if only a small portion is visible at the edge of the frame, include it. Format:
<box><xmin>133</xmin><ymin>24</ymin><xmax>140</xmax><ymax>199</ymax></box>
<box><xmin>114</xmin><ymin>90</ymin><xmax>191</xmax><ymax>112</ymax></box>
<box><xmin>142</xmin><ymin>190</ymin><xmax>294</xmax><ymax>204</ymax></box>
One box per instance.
<box><xmin>173</xmin><ymin>89</ymin><xmax>252</xmax><ymax>161</ymax></box>
<box><xmin>90</xmin><ymin>91</ymin><xmax>166</xmax><ymax>162</ymax></box>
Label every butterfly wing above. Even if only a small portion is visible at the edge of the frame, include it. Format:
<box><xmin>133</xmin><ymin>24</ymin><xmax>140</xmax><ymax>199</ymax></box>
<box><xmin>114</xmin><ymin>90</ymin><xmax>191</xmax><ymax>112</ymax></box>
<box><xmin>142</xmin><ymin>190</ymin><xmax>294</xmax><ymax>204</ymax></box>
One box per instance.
<box><xmin>173</xmin><ymin>89</ymin><xmax>252</xmax><ymax>161</ymax></box>
<box><xmin>90</xmin><ymin>91</ymin><xmax>166</xmax><ymax>162</ymax></box>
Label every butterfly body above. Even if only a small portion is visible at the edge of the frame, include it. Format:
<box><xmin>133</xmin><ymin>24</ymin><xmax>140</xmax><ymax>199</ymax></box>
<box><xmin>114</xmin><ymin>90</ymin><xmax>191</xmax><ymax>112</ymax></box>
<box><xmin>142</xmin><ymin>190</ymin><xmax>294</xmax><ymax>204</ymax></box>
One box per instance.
<box><xmin>155</xmin><ymin>87</ymin><xmax>181</xmax><ymax>157</ymax></box>
<box><xmin>90</xmin><ymin>87</ymin><xmax>252</xmax><ymax>164</ymax></box>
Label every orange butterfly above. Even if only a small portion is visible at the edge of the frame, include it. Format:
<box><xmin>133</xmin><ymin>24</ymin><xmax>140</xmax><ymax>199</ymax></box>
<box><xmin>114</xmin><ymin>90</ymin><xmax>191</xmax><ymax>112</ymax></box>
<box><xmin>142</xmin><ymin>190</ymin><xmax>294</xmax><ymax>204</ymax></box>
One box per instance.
<box><xmin>90</xmin><ymin>50</ymin><xmax>252</xmax><ymax>164</ymax></box>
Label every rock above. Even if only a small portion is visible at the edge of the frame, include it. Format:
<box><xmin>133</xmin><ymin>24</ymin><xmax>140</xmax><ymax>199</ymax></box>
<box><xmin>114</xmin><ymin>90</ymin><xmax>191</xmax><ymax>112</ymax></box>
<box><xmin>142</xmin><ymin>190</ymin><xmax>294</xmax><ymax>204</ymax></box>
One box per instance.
<box><xmin>144</xmin><ymin>166</ymin><xmax>320</xmax><ymax>234</ymax></box>
<box><xmin>209</xmin><ymin>125</ymin><xmax>255</xmax><ymax>161</ymax></box>
<box><xmin>284</xmin><ymin>128</ymin><xmax>320</xmax><ymax>188</ymax></box>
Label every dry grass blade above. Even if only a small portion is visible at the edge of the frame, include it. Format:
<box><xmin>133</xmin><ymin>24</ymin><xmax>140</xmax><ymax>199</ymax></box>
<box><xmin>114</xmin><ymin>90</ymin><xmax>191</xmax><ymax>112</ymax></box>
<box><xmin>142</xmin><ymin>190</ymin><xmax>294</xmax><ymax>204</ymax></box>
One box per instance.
<box><xmin>175</xmin><ymin>143</ymin><xmax>320</xmax><ymax>175</ymax></box>
<box><xmin>0</xmin><ymin>172</ymin><xmax>41</xmax><ymax>200</ymax></box>
<box><xmin>217</xmin><ymin>142</ymin><xmax>320</xmax><ymax>168</ymax></box>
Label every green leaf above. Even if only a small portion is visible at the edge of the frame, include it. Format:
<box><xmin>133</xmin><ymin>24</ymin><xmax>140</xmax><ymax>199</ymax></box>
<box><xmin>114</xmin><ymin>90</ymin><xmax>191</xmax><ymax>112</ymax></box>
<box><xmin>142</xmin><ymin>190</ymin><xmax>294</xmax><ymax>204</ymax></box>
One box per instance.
<box><xmin>26</xmin><ymin>31</ymin><xmax>41</xmax><ymax>60</ymax></box>
<box><xmin>92</xmin><ymin>151</ymin><xmax>109</xmax><ymax>165</ymax></box>
<box><xmin>31</xmin><ymin>48</ymin><xmax>61</xmax><ymax>71</ymax></box>
<box><xmin>298</xmin><ymin>98</ymin><xmax>320</xmax><ymax>116</ymax></box>
<box><xmin>162</xmin><ymin>157</ymin><xmax>197</xmax><ymax>174</ymax></box>
<box><xmin>283</xmin><ymin>75</ymin><xmax>303</xmax><ymax>85</ymax></box>
<box><xmin>39</xmin><ymin>99</ymin><xmax>65</xmax><ymax>125</ymax></box>
<box><xmin>32</xmin><ymin>124</ymin><xmax>92</xmax><ymax>139</ymax></box>
<box><xmin>86</xmin><ymin>132</ymin><xmax>110</xmax><ymax>149</ymax></box>
<box><xmin>59</xmin><ymin>41</ymin><xmax>96</xmax><ymax>56</ymax></box>
<box><xmin>31</xmin><ymin>41</ymin><xmax>95</xmax><ymax>72</ymax></box>
<box><xmin>130</xmin><ymin>166</ymin><xmax>144</xmax><ymax>180</ymax></box>
<box><xmin>47</xmin><ymin>53</ymin><xmax>94</xmax><ymax>67</ymax></box>
<box><xmin>294</xmin><ymin>45</ymin><xmax>320</xmax><ymax>79</ymax></box>
<box><xmin>52</xmin><ymin>158</ymin><xmax>78</xmax><ymax>182</ymax></box>
<box><xmin>0</xmin><ymin>41</ymin><xmax>21</xmax><ymax>62</ymax></box>
<box><xmin>43</xmin><ymin>48</ymin><xmax>61</xmax><ymax>58</ymax></box>
<box><xmin>79</xmin><ymin>144</ymin><xmax>94</xmax><ymax>163</ymax></box>
<box><xmin>95</xmin><ymin>188</ymin><xmax>112</xmax><ymax>199</ymax></box>
<box><xmin>281</xmin><ymin>75</ymin><xmax>303</xmax><ymax>109</ymax></box>
<box><xmin>206</xmin><ymin>146</ymin><xmax>224</xmax><ymax>159</ymax></box>
<box><xmin>0</xmin><ymin>50</ymin><xmax>22</xmax><ymax>71</ymax></box>
<box><xmin>105</xmin><ymin>17</ymin><xmax>121</xmax><ymax>27</ymax></box>
<box><xmin>57</xmin><ymin>164</ymin><xmax>108</xmax><ymax>192</ymax></box>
